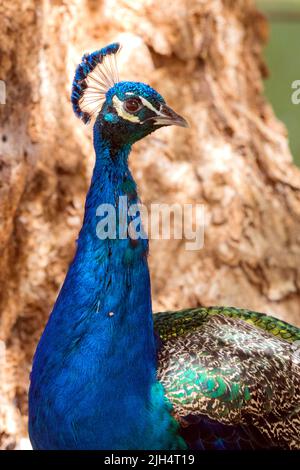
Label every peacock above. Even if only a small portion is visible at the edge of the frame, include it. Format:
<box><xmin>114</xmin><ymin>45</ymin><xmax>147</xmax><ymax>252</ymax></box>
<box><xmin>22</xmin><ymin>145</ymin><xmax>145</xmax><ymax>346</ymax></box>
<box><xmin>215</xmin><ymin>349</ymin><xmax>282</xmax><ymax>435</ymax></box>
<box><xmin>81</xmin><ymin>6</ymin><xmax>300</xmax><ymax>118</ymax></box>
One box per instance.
<box><xmin>28</xmin><ymin>43</ymin><xmax>300</xmax><ymax>450</ymax></box>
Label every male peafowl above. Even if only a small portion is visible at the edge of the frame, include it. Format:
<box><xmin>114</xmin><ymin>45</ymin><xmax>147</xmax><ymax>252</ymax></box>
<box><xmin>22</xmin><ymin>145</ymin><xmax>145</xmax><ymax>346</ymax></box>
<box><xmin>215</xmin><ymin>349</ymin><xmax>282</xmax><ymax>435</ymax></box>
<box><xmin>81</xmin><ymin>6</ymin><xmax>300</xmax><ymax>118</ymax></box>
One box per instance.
<box><xmin>28</xmin><ymin>43</ymin><xmax>300</xmax><ymax>450</ymax></box>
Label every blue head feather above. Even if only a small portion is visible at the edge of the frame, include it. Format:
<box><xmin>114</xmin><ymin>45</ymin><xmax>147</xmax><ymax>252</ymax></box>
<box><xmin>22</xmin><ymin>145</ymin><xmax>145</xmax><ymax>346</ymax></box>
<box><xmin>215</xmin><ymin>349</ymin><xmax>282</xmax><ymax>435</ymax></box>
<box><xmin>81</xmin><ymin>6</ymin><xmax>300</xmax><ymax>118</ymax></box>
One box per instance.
<box><xmin>106</xmin><ymin>81</ymin><xmax>165</xmax><ymax>105</ymax></box>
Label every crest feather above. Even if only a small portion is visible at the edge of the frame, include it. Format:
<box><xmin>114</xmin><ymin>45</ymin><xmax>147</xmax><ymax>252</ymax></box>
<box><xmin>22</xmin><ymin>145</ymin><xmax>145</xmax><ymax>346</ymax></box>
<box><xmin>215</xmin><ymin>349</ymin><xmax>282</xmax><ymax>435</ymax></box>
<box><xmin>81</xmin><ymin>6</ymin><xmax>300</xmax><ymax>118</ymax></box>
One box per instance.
<box><xmin>71</xmin><ymin>43</ymin><xmax>121</xmax><ymax>124</ymax></box>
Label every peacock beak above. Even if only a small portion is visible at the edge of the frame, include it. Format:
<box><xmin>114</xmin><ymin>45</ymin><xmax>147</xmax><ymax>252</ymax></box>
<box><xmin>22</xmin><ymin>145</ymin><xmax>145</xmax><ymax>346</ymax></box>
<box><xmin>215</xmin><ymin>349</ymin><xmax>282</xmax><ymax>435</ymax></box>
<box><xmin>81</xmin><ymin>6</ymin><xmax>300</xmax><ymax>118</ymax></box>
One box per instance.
<box><xmin>153</xmin><ymin>104</ymin><xmax>189</xmax><ymax>128</ymax></box>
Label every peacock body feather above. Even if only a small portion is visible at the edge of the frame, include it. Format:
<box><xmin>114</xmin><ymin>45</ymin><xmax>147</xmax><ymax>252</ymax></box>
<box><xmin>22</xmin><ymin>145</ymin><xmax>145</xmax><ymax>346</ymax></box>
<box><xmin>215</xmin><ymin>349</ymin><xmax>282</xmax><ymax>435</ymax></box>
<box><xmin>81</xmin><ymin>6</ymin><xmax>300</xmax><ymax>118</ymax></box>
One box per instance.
<box><xmin>155</xmin><ymin>307</ymin><xmax>300</xmax><ymax>449</ymax></box>
<box><xmin>28</xmin><ymin>43</ymin><xmax>300</xmax><ymax>450</ymax></box>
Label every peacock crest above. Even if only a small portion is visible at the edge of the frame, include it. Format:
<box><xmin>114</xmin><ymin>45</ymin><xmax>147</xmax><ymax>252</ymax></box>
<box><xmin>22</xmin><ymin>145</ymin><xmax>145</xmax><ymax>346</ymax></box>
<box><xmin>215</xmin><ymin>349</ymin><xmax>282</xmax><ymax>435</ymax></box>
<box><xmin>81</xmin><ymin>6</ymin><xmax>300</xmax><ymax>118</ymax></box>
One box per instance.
<box><xmin>71</xmin><ymin>43</ymin><xmax>121</xmax><ymax>124</ymax></box>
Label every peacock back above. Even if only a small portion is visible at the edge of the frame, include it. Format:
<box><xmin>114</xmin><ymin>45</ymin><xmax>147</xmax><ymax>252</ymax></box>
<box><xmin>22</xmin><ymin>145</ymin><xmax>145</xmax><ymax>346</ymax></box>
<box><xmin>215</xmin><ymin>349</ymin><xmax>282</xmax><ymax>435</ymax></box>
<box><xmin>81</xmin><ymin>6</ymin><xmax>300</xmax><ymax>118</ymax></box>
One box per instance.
<box><xmin>154</xmin><ymin>307</ymin><xmax>300</xmax><ymax>449</ymax></box>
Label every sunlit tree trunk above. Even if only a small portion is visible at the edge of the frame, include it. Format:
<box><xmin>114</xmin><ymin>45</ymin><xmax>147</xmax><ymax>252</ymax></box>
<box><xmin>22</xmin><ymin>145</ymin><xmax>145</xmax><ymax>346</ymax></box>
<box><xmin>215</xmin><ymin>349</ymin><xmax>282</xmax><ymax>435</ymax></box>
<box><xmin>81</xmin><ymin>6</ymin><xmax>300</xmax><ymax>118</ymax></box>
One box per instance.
<box><xmin>1</xmin><ymin>0</ymin><xmax>300</xmax><ymax>448</ymax></box>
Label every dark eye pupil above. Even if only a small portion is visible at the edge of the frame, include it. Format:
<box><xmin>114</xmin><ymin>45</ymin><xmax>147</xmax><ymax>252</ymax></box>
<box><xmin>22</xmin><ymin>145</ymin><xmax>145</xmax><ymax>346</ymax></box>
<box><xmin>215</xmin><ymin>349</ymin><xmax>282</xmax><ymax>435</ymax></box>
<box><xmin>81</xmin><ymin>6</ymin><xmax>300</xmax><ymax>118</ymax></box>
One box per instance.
<box><xmin>124</xmin><ymin>98</ymin><xmax>140</xmax><ymax>113</ymax></box>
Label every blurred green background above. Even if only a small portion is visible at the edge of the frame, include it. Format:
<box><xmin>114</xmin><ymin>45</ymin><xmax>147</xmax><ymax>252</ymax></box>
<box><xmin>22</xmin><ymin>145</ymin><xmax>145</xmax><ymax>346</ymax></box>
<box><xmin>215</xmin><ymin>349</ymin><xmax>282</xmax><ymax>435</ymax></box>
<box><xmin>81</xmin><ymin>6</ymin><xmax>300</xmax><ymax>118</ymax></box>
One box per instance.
<box><xmin>258</xmin><ymin>0</ymin><xmax>300</xmax><ymax>166</ymax></box>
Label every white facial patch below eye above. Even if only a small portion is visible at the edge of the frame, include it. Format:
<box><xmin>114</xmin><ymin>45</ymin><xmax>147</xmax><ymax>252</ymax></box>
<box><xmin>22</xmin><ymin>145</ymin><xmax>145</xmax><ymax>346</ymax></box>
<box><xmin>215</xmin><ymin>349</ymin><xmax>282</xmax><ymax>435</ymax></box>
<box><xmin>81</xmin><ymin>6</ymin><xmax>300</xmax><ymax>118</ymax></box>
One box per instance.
<box><xmin>112</xmin><ymin>95</ymin><xmax>140</xmax><ymax>123</ymax></box>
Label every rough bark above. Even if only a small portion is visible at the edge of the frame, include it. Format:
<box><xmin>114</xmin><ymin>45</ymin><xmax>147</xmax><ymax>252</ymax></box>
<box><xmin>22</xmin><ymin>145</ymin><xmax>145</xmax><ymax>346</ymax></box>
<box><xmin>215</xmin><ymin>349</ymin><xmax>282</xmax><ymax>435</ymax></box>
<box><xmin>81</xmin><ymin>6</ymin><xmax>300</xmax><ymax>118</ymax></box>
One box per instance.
<box><xmin>0</xmin><ymin>0</ymin><xmax>300</xmax><ymax>449</ymax></box>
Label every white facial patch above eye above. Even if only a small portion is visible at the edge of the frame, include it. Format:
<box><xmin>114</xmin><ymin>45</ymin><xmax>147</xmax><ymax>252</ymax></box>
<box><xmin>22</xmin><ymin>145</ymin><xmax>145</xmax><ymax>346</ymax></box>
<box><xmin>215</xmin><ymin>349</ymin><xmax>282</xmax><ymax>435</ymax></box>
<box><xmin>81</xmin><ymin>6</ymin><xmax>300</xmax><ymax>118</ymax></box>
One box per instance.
<box><xmin>113</xmin><ymin>95</ymin><xmax>140</xmax><ymax>123</ymax></box>
<box><xmin>139</xmin><ymin>97</ymin><xmax>165</xmax><ymax>117</ymax></box>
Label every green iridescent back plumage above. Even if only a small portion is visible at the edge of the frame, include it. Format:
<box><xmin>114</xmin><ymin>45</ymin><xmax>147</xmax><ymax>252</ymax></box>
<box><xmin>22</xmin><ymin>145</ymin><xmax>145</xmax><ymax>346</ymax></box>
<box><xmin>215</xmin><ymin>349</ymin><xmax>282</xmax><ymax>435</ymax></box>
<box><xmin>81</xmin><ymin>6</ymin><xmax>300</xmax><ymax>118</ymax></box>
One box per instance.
<box><xmin>155</xmin><ymin>306</ymin><xmax>300</xmax><ymax>343</ymax></box>
<box><xmin>154</xmin><ymin>306</ymin><xmax>300</xmax><ymax>449</ymax></box>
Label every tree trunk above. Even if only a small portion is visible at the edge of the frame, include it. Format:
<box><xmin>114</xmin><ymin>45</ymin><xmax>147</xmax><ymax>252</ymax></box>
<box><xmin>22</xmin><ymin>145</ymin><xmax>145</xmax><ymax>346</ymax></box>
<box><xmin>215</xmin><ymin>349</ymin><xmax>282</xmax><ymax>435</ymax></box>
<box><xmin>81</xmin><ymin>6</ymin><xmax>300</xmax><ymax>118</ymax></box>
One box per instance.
<box><xmin>1</xmin><ymin>0</ymin><xmax>300</xmax><ymax>449</ymax></box>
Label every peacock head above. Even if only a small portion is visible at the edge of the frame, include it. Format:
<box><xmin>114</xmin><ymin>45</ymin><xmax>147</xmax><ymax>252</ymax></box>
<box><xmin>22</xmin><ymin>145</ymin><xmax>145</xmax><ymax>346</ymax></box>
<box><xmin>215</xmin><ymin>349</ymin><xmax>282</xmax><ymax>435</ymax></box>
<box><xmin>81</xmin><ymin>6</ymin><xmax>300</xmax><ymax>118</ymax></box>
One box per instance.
<box><xmin>71</xmin><ymin>43</ymin><xmax>188</xmax><ymax>148</ymax></box>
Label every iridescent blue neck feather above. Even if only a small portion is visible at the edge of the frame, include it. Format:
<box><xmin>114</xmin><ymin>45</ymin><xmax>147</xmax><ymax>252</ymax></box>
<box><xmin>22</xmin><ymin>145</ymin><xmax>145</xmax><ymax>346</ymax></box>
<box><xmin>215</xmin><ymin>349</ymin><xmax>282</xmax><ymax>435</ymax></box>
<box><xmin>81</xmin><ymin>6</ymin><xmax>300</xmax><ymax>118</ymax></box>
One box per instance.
<box><xmin>29</xmin><ymin>119</ymin><xmax>184</xmax><ymax>450</ymax></box>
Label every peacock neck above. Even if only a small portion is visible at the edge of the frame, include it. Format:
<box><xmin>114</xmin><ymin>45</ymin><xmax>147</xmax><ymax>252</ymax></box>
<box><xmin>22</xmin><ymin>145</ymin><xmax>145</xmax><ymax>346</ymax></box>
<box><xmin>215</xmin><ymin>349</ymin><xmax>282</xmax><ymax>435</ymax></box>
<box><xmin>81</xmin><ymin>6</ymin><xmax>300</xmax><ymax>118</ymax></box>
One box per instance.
<box><xmin>34</xmin><ymin>122</ymin><xmax>157</xmax><ymax>384</ymax></box>
<box><xmin>29</xmin><ymin>124</ymin><xmax>185</xmax><ymax>450</ymax></box>
<box><xmin>71</xmin><ymin>123</ymin><xmax>156</xmax><ymax>362</ymax></box>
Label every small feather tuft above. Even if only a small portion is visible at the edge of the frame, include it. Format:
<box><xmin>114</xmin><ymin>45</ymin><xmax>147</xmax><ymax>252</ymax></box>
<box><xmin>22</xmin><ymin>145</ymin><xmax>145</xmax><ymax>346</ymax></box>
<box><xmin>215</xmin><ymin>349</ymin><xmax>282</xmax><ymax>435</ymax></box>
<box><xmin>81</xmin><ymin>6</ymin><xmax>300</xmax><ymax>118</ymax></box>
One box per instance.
<box><xmin>71</xmin><ymin>43</ymin><xmax>121</xmax><ymax>124</ymax></box>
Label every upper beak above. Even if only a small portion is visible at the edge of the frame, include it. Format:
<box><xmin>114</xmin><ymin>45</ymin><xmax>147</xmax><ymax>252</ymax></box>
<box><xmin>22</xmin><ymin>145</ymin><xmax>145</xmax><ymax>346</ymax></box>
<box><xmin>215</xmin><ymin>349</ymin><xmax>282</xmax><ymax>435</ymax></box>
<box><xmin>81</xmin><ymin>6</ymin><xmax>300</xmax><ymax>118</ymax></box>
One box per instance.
<box><xmin>153</xmin><ymin>104</ymin><xmax>189</xmax><ymax>128</ymax></box>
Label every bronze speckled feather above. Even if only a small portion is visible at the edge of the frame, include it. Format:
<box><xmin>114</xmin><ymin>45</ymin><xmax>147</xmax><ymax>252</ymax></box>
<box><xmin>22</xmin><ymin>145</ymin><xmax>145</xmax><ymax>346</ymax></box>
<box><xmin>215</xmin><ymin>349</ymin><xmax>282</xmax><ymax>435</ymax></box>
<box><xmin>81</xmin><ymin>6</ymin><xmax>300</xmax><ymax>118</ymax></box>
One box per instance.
<box><xmin>154</xmin><ymin>307</ymin><xmax>300</xmax><ymax>449</ymax></box>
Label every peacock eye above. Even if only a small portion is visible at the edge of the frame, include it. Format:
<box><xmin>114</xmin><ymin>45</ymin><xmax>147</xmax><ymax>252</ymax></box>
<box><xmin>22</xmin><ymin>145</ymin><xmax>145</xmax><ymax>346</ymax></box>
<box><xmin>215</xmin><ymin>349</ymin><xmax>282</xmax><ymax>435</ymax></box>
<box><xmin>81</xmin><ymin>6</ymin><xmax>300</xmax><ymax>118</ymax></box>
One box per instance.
<box><xmin>123</xmin><ymin>98</ymin><xmax>142</xmax><ymax>114</ymax></box>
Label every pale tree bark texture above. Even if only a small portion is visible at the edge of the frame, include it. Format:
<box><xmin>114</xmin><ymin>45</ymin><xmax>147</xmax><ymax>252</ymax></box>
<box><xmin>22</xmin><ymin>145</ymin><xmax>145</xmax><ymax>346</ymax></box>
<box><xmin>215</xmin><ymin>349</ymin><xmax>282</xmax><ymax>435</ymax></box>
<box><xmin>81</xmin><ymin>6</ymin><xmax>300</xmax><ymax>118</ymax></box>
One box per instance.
<box><xmin>0</xmin><ymin>0</ymin><xmax>300</xmax><ymax>449</ymax></box>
